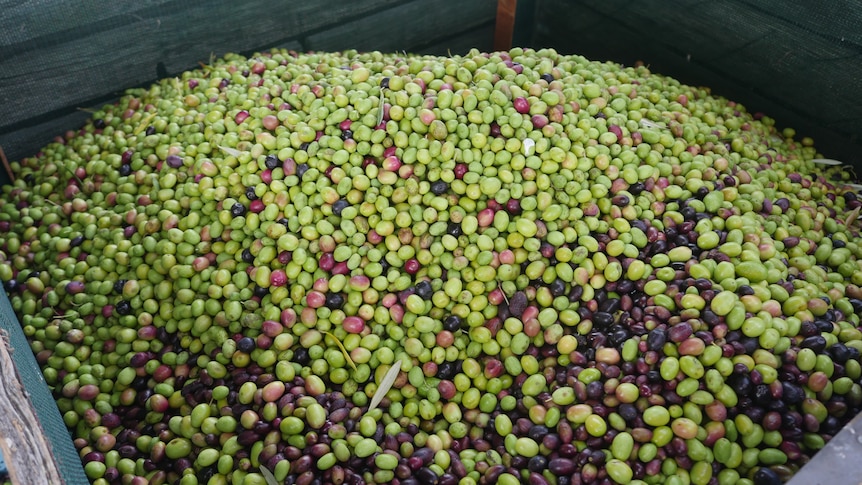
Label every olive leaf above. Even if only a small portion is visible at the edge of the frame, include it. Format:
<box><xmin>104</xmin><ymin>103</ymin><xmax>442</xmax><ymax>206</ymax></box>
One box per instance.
<box><xmin>845</xmin><ymin>205</ymin><xmax>861</xmax><ymax>229</ymax></box>
<box><xmin>376</xmin><ymin>101</ymin><xmax>385</xmax><ymax>127</ymax></box>
<box><xmin>811</xmin><ymin>158</ymin><xmax>843</xmax><ymax>166</ymax></box>
<box><xmin>639</xmin><ymin>119</ymin><xmax>663</xmax><ymax>129</ymax></box>
<box><xmin>324</xmin><ymin>331</ymin><xmax>358</xmax><ymax>371</ymax></box>
<box><xmin>133</xmin><ymin>112</ymin><xmax>157</xmax><ymax>135</ymax></box>
<box><xmin>259</xmin><ymin>465</ymin><xmax>278</xmax><ymax>485</ymax></box>
<box><xmin>218</xmin><ymin>145</ymin><xmax>242</xmax><ymax>158</ymax></box>
<box><xmin>368</xmin><ymin>359</ymin><xmax>402</xmax><ymax>413</ymax></box>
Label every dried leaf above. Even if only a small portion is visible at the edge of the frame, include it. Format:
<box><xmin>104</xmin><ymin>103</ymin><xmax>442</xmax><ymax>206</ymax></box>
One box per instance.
<box><xmin>218</xmin><ymin>145</ymin><xmax>242</xmax><ymax>158</ymax></box>
<box><xmin>133</xmin><ymin>112</ymin><xmax>156</xmax><ymax>135</ymax></box>
<box><xmin>639</xmin><ymin>119</ymin><xmax>663</xmax><ymax>129</ymax></box>
<box><xmin>522</xmin><ymin>138</ymin><xmax>535</xmax><ymax>156</ymax></box>
<box><xmin>259</xmin><ymin>465</ymin><xmax>278</xmax><ymax>485</ymax></box>
<box><xmin>811</xmin><ymin>158</ymin><xmax>844</xmax><ymax>166</ymax></box>
<box><xmin>376</xmin><ymin>101</ymin><xmax>385</xmax><ymax>127</ymax></box>
<box><xmin>845</xmin><ymin>205</ymin><xmax>861</xmax><ymax>227</ymax></box>
<box><xmin>324</xmin><ymin>331</ymin><xmax>357</xmax><ymax>371</ymax></box>
<box><xmin>368</xmin><ymin>359</ymin><xmax>402</xmax><ymax>413</ymax></box>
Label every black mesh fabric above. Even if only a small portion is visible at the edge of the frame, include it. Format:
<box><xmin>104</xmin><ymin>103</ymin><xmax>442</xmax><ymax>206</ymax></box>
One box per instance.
<box><xmin>529</xmin><ymin>0</ymin><xmax>862</xmax><ymax>173</ymax></box>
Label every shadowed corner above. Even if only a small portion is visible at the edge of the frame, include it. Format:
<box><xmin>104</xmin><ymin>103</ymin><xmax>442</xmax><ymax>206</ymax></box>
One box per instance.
<box><xmin>0</xmin><ymin>144</ymin><xmax>12</xmax><ymax>186</ymax></box>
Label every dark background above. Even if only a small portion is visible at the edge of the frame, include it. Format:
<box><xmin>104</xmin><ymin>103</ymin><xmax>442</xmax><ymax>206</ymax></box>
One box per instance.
<box><xmin>521</xmin><ymin>0</ymin><xmax>862</xmax><ymax>173</ymax></box>
<box><xmin>1</xmin><ymin>0</ymin><xmax>859</xmax><ymax>170</ymax></box>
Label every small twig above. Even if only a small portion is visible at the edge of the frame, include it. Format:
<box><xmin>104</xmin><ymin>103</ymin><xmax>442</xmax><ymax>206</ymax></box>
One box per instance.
<box><xmin>498</xmin><ymin>282</ymin><xmax>510</xmax><ymax>306</ymax></box>
<box><xmin>218</xmin><ymin>145</ymin><xmax>242</xmax><ymax>158</ymax></box>
<box><xmin>61</xmin><ymin>163</ymin><xmax>84</xmax><ymax>186</ymax></box>
<box><xmin>133</xmin><ymin>112</ymin><xmax>156</xmax><ymax>135</ymax></box>
<box><xmin>324</xmin><ymin>331</ymin><xmax>358</xmax><ymax>371</ymax></box>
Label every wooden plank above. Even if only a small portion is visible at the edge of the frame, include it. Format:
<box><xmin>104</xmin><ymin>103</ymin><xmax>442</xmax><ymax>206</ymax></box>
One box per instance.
<box><xmin>0</xmin><ymin>294</ymin><xmax>89</xmax><ymax>485</ymax></box>
<box><xmin>494</xmin><ymin>0</ymin><xmax>517</xmax><ymax>51</ymax></box>
<box><xmin>0</xmin><ymin>332</ymin><xmax>65</xmax><ymax>485</ymax></box>
<box><xmin>305</xmin><ymin>0</ymin><xmax>497</xmax><ymax>53</ymax></box>
<box><xmin>0</xmin><ymin>0</ymin><xmax>402</xmax><ymax>130</ymax></box>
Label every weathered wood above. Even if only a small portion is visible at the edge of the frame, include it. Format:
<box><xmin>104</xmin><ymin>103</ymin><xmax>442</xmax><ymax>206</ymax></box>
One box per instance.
<box><xmin>305</xmin><ymin>0</ymin><xmax>496</xmax><ymax>53</ymax></box>
<box><xmin>494</xmin><ymin>0</ymin><xmax>517</xmax><ymax>50</ymax></box>
<box><xmin>0</xmin><ymin>332</ymin><xmax>65</xmax><ymax>485</ymax></box>
<box><xmin>0</xmin><ymin>291</ymin><xmax>89</xmax><ymax>485</ymax></box>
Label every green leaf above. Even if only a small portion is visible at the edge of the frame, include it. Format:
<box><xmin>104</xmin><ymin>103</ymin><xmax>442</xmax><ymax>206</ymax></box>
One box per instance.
<box><xmin>259</xmin><ymin>465</ymin><xmax>278</xmax><ymax>485</ymax></box>
<box><xmin>368</xmin><ymin>359</ymin><xmax>402</xmax><ymax>413</ymax></box>
<box><xmin>324</xmin><ymin>331</ymin><xmax>357</xmax><ymax>372</ymax></box>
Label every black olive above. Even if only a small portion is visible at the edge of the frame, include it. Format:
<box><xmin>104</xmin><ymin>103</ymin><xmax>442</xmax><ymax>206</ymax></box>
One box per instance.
<box><xmin>116</xmin><ymin>300</ymin><xmax>132</xmax><ymax>315</ymax></box>
<box><xmin>415</xmin><ymin>281</ymin><xmax>433</xmax><ymax>300</ymax></box>
<box><xmin>443</xmin><ymin>315</ymin><xmax>462</xmax><ymax>332</ymax></box>
<box><xmin>237</xmin><ymin>337</ymin><xmax>256</xmax><ymax>353</ymax></box>
<box><xmin>430</xmin><ymin>180</ymin><xmax>448</xmax><ymax>195</ymax></box>
<box><xmin>113</xmin><ymin>279</ymin><xmax>128</xmax><ymax>294</ymax></box>
<box><xmin>446</xmin><ymin>222</ymin><xmax>462</xmax><ymax>237</ymax></box>
<box><xmin>264</xmin><ymin>154</ymin><xmax>279</xmax><ymax>170</ymax></box>
<box><xmin>296</xmin><ymin>163</ymin><xmax>309</xmax><ymax>179</ymax></box>
<box><xmin>332</xmin><ymin>199</ymin><xmax>349</xmax><ymax>216</ymax></box>
<box><xmin>325</xmin><ymin>292</ymin><xmax>345</xmax><ymax>310</ymax></box>
<box><xmin>436</xmin><ymin>361</ymin><xmax>461</xmax><ymax>380</ymax></box>
<box><xmin>231</xmin><ymin>202</ymin><xmax>247</xmax><ymax>217</ymax></box>
<box><xmin>752</xmin><ymin>467</ymin><xmax>781</xmax><ymax>485</ymax></box>
<box><xmin>592</xmin><ymin>311</ymin><xmax>614</xmax><ymax>328</ymax></box>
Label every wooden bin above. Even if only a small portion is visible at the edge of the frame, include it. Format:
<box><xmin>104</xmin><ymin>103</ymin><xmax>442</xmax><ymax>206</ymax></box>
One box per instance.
<box><xmin>0</xmin><ymin>1</ymin><xmax>861</xmax><ymax>483</ymax></box>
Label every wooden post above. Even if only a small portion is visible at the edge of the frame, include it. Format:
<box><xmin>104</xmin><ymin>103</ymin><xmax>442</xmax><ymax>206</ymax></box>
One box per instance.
<box><xmin>495</xmin><ymin>0</ymin><xmax>518</xmax><ymax>51</ymax></box>
<box><xmin>0</xmin><ymin>332</ymin><xmax>66</xmax><ymax>485</ymax></box>
<box><xmin>0</xmin><ymin>145</ymin><xmax>13</xmax><ymax>183</ymax></box>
